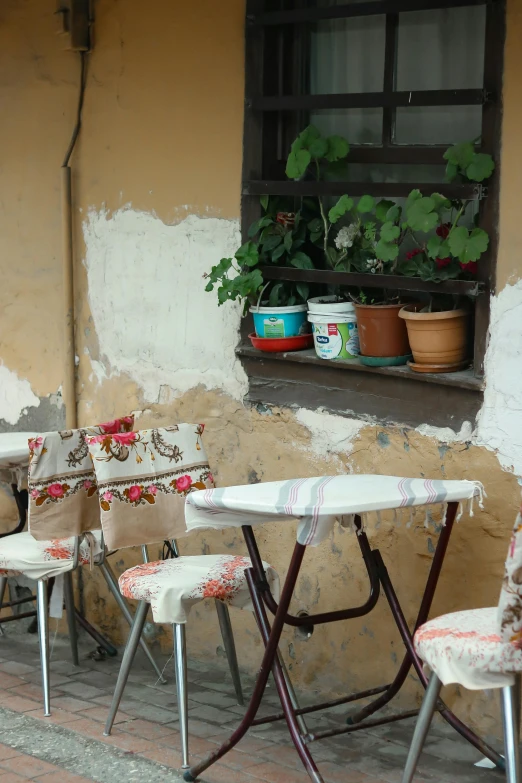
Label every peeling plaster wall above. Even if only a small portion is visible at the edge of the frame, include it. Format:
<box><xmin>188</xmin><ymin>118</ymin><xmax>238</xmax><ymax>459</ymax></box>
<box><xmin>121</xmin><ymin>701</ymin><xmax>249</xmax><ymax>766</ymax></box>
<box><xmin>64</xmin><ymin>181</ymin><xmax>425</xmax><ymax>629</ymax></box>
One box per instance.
<box><xmin>1</xmin><ymin>0</ymin><xmax>522</xmax><ymax>741</ymax></box>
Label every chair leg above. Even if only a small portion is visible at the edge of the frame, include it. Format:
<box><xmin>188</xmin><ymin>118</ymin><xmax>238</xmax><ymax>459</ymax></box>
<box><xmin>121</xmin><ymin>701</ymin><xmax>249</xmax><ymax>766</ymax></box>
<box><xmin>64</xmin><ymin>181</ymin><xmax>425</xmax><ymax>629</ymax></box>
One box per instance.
<box><xmin>502</xmin><ymin>682</ymin><xmax>521</xmax><ymax>783</ymax></box>
<box><xmin>98</xmin><ymin>561</ymin><xmax>167</xmax><ymax>683</ymax></box>
<box><xmin>402</xmin><ymin>672</ymin><xmax>442</xmax><ymax>783</ymax></box>
<box><xmin>36</xmin><ymin>580</ymin><xmax>51</xmax><ymax>717</ymax></box>
<box><xmin>214</xmin><ymin>600</ymin><xmax>243</xmax><ymax>706</ymax></box>
<box><xmin>0</xmin><ymin>576</ymin><xmax>8</xmax><ymax>636</ymax></box>
<box><xmin>103</xmin><ymin>600</ymin><xmax>149</xmax><ymax>736</ymax></box>
<box><xmin>174</xmin><ymin>623</ymin><xmax>190</xmax><ymax>769</ymax></box>
<box><xmin>63</xmin><ymin>572</ymin><xmax>79</xmax><ymax>666</ymax></box>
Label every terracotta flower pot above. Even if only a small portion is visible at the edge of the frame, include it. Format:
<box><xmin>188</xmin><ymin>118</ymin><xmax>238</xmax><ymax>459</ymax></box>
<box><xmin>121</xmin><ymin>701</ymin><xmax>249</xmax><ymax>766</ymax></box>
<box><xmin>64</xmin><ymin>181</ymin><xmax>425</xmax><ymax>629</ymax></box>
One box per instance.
<box><xmin>398</xmin><ymin>306</ymin><xmax>469</xmax><ymax>366</ymax></box>
<box><xmin>354</xmin><ymin>303</ymin><xmax>411</xmax><ymax>358</ymax></box>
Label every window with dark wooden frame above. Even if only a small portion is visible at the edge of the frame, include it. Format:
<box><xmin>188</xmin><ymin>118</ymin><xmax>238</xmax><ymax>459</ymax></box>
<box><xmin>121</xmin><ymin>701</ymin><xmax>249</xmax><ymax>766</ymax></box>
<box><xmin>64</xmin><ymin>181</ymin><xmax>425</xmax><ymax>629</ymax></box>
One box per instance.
<box><xmin>238</xmin><ymin>0</ymin><xmax>505</xmax><ymax>430</ymax></box>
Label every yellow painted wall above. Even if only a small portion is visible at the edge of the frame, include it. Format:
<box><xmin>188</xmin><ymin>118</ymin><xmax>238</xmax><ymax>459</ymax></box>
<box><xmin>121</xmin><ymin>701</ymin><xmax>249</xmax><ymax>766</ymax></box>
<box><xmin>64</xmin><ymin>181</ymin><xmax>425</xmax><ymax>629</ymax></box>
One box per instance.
<box><xmin>0</xmin><ymin>0</ymin><xmax>521</xmax><ymax>743</ymax></box>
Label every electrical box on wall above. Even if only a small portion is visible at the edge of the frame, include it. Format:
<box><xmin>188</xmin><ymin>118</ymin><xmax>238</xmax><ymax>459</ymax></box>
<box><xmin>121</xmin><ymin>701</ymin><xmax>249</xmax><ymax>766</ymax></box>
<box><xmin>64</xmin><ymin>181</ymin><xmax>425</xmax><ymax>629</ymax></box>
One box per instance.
<box><xmin>56</xmin><ymin>0</ymin><xmax>92</xmax><ymax>51</ymax></box>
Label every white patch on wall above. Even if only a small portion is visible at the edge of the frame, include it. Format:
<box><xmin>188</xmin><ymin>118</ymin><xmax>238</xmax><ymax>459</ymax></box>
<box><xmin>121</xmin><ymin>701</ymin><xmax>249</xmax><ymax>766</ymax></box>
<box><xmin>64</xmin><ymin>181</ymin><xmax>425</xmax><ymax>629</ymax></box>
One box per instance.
<box><xmin>475</xmin><ymin>279</ymin><xmax>522</xmax><ymax>475</ymax></box>
<box><xmin>415</xmin><ymin>421</ymin><xmax>473</xmax><ymax>444</ymax></box>
<box><xmin>0</xmin><ymin>365</ymin><xmax>40</xmax><ymax>425</ymax></box>
<box><xmin>83</xmin><ymin>209</ymin><xmax>247</xmax><ymax>402</ymax></box>
<box><xmin>295</xmin><ymin>408</ymin><xmax>366</xmax><ymax>458</ymax></box>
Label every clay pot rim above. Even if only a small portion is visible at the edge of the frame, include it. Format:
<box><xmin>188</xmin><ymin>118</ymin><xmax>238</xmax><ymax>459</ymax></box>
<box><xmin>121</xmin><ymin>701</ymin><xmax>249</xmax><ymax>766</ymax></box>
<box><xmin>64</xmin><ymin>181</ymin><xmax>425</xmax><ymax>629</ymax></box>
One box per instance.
<box><xmin>355</xmin><ymin>302</ymin><xmax>407</xmax><ymax>311</ymax></box>
<box><xmin>398</xmin><ymin>305</ymin><xmax>469</xmax><ymax>322</ymax></box>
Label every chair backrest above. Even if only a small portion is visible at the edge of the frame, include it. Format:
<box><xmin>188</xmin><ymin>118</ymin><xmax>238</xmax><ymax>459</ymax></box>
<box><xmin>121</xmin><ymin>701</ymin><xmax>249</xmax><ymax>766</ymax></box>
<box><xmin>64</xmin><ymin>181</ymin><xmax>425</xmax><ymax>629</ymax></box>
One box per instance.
<box><xmin>28</xmin><ymin>416</ymin><xmax>134</xmax><ymax>540</ymax></box>
<box><xmin>86</xmin><ymin>424</ymin><xmax>214</xmax><ymax>550</ymax></box>
<box><xmin>498</xmin><ymin>495</ymin><xmax>522</xmax><ymax>643</ymax></box>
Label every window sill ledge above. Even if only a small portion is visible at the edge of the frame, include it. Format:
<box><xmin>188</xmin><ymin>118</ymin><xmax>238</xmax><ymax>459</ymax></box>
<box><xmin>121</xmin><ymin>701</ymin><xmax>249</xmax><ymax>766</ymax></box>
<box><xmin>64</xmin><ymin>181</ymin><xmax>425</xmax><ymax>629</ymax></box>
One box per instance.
<box><xmin>236</xmin><ymin>344</ymin><xmax>483</xmax><ymax>429</ymax></box>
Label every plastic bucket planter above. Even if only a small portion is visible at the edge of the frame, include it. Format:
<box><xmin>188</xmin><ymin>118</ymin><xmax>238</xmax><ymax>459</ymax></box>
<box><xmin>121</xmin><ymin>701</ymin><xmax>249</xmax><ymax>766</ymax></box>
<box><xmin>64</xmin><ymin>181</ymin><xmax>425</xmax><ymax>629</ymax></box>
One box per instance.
<box><xmin>308</xmin><ymin>304</ymin><xmax>360</xmax><ymax>361</ymax></box>
<box><xmin>250</xmin><ymin>304</ymin><xmax>308</xmax><ymax>338</ymax></box>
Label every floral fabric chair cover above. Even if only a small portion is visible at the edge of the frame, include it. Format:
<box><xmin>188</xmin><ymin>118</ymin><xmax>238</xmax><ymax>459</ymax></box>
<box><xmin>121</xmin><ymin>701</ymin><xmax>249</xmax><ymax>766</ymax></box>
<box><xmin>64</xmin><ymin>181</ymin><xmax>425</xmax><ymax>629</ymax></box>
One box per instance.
<box><xmin>497</xmin><ymin>493</ymin><xmax>522</xmax><ymax>644</ymax></box>
<box><xmin>0</xmin><ymin>531</ymin><xmax>99</xmax><ymax>581</ymax></box>
<box><xmin>86</xmin><ymin>424</ymin><xmax>214</xmax><ymax>550</ymax></box>
<box><xmin>28</xmin><ymin>416</ymin><xmax>134</xmax><ymax>541</ymax></box>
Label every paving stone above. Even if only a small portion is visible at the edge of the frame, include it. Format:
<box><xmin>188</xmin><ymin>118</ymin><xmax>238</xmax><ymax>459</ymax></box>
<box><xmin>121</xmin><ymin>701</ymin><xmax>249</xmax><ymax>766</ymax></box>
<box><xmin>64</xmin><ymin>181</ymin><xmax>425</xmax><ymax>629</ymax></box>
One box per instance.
<box><xmin>58</xmin><ymin>682</ymin><xmax>107</xmax><ymax>700</ymax></box>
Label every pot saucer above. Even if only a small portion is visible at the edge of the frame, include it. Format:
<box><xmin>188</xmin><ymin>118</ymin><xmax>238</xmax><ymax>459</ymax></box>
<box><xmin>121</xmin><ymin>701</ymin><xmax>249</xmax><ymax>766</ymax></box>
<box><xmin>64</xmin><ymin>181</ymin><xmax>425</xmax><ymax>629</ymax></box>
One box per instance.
<box><xmin>407</xmin><ymin>359</ymin><xmax>471</xmax><ymax>374</ymax></box>
<box><xmin>359</xmin><ymin>354</ymin><xmax>412</xmax><ymax>367</ymax></box>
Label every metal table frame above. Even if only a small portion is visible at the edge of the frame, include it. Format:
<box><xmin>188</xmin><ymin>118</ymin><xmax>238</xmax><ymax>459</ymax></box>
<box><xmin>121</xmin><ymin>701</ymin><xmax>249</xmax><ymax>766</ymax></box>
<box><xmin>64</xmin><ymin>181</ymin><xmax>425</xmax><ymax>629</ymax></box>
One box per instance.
<box><xmin>185</xmin><ymin>501</ymin><xmax>503</xmax><ymax>782</ymax></box>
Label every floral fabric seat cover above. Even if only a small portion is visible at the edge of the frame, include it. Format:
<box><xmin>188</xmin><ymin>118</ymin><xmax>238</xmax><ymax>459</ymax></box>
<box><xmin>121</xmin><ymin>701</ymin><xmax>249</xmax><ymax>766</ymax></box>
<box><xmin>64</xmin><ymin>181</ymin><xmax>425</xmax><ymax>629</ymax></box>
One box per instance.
<box><xmin>28</xmin><ymin>417</ymin><xmax>134</xmax><ymax>541</ymax></box>
<box><xmin>0</xmin><ymin>530</ymin><xmax>103</xmax><ymax>581</ymax></box>
<box><xmin>87</xmin><ymin>425</ymin><xmax>214</xmax><ymax>550</ymax></box>
<box><xmin>414</xmin><ymin>496</ymin><xmax>522</xmax><ymax>690</ymax></box>
<box><xmin>119</xmin><ymin>554</ymin><xmax>280</xmax><ymax>624</ymax></box>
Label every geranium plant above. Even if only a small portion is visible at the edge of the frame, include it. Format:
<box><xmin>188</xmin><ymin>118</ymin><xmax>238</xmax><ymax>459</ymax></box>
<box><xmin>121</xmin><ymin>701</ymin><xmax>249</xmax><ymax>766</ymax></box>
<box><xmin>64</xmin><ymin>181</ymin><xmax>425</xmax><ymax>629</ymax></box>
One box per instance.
<box><xmin>204</xmin><ymin>197</ymin><xmax>314</xmax><ymax>312</ymax></box>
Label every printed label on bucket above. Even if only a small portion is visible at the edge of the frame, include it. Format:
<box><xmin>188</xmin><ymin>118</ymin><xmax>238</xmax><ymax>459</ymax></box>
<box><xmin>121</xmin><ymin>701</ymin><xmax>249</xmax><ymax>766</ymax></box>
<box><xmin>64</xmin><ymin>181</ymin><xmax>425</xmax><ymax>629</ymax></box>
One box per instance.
<box><xmin>312</xmin><ymin>321</ymin><xmax>359</xmax><ymax>360</ymax></box>
<box><xmin>263</xmin><ymin>317</ymin><xmax>285</xmax><ymax>338</ymax></box>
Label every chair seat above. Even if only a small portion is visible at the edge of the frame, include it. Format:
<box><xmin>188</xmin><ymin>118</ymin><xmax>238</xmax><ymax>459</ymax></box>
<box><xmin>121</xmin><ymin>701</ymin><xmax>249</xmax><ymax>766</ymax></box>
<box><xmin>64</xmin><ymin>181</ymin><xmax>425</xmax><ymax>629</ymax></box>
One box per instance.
<box><xmin>119</xmin><ymin>554</ymin><xmax>279</xmax><ymax>624</ymax></box>
<box><xmin>414</xmin><ymin>607</ymin><xmax>522</xmax><ymax>690</ymax></box>
<box><xmin>0</xmin><ymin>531</ymin><xmax>103</xmax><ymax>581</ymax></box>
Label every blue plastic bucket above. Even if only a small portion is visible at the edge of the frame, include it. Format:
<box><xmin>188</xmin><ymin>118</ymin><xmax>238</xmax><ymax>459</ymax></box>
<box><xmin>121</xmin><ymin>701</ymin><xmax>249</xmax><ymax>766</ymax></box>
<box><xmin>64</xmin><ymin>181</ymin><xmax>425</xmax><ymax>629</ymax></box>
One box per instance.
<box><xmin>250</xmin><ymin>304</ymin><xmax>308</xmax><ymax>338</ymax></box>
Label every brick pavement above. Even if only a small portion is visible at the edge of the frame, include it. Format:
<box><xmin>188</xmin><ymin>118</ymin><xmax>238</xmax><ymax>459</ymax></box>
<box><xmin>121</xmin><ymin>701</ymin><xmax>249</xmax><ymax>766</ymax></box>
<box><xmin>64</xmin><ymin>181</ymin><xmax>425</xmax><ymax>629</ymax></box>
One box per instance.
<box><xmin>0</xmin><ymin>631</ymin><xmax>504</xmax><ymax>782</ymax></box>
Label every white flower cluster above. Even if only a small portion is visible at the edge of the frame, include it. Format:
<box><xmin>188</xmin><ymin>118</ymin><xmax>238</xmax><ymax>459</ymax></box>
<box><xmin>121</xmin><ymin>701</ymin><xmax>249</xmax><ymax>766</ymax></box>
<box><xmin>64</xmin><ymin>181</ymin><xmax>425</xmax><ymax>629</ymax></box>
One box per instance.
<box><xmin>334</xmin><ymin>223</ymin><xmax>359</xmax><ymax>250</ymax></box>
<box><xmin>366</xmin><ymin>258</ymin><xmax>381</xmax><ymax>274</ymax></box>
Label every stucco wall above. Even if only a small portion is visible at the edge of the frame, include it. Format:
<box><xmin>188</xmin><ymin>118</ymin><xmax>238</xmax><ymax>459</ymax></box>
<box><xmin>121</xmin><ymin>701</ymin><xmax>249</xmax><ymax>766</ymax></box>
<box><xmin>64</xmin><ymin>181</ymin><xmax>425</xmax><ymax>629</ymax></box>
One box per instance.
<box><xmin>1</xmin><ymin>0</ymin><xmax>521</xmax><ymax>741</ymax></box>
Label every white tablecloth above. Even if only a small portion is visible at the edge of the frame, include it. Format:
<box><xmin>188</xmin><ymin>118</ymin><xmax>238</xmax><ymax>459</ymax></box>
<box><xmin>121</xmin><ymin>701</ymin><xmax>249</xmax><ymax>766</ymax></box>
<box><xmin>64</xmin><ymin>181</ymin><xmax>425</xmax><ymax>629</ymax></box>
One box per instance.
<box><xmin>0</xmin><ymin>432</ymin><xmax>36</xmax><ymax>487</ymax></box>
<box><xmin>185</xmin><ymin>475</ymin><xmax>484</xmax><ymax>546</ymax></box>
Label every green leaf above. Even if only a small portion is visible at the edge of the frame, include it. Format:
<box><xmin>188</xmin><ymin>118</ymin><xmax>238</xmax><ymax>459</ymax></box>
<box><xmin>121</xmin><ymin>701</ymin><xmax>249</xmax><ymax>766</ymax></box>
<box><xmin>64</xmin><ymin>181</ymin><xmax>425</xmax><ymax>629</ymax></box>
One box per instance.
<box><xmin>268</xmin><ymin>283</ymin><xmax>284</xmax><ymax>307</ymax></box>
<box><xmin>283</xmin><ymin>232</ymin><xmax>293</xmax><ymax>252</ymax></box>
<box><xmin>260</xmin><ymin>195</ymin><xmax>269</xmax><ymax>212</ymax></box>
<box><xmin>308</xmin><ymin>137</ymin><xmax>329</xmax><ymax>159</ymax></box>
<box><xmin>271</xmin><ymin>243</ymin><xmax>286</xmax><ymax>262</ymax></box>
<box><xmin>248</xmin><ymin>216</ymin><xmax>272</xmax><ymax>238</ymax></box>
<box><xmin>290</xmin><ymin>252</ymin><xmax>314</xmax><ymax>270</ymax></box>
<box><xmin>375</xmin><ymin>200</ymin><xmax>395</xmax><ymax>222</ymax></box>
<box><xmin>296</xmin><ymin>282</ymin><xmax>309</xmax><ymax>303</ymax></box>
<box><xmin>443</xmin><ymin>141</ymin><xmax>475</xmax><ymax>170</ymax></box>
<box><xmin>426</xmin><ymin>236</ymin><xmax>442</xmax><ymax>259</ymax></box>
<box><xmin>380</xmin><ymin>221</ymin><xmax>400</xmax><ymax>243</ymax></box>
<box><xmin>286</xmin><ymin>148</ymin><xmax>311</xmax><ymax>180</ymax></box>
<box><xmin>311</xmin><ymin>231</ymin><xmax>323</xmax><ymax>244</ymax></box>
<box><xmin>357</xmin><ymin>195</ymin><xmax>375</xmax><ymax>214</ymax></box>
<box><xmin>308</xmin><ymin>218</ymin><xmax>323</xmax><ymax>233</ymax></box>
<box><xmin>297</xmin><ymin>125</ymin><xmax>321</xmax><ymax>148</ymax></box>
<box><xmin>261</xmin><ymin>234</ymin><xmax>283</xmax><ymax>252</ymax></box>
<box><xmin>406</xmin><ymin>196</ymin><xmax>439</xmax><ymax>233</ymax></box>
<box><xmin>445</xmin><ymin>161</ymin><xmax>459</xmax><ymax>182</ymax></box>
<box><xmin>328</xmin><ymin>195</ymin><xmax>354</xmax><ymax>224</ymax></box>
<box><xmin>375</xmin><ymin>239</ymin><xmax>399</xmax><ymax>262</ymax></box>
<box><xmin>325</xmin><ymin>135</ymin><xmax>349</xmax><ymax>162</ymax></box>
<box><xmin>386</xmin><ymin>205</ymin><xmax>401</xmax><ymax>224</ymax></box>
<box><xmin>448</xmin><ymin>226</ymin><xmax>489</xmax><ymax>263</ymax></box>
<box><xmin>466</xmin><ymin>153</ymin><xmax>495</xmax><ymax>182</ymax></box>
<box><xmin>405</xmin><ymin>189</ymin><xmax>422</xmax><ymax>212</ymax></box>
<box><xmin>430</xmin><ymin>193</ymin><xmax>451</xmax><ymax>213</ymax></box>
<box><xmin>235</xmin><ymin>242</ymin><xmax>259</xmax><ymax>267</ymax></box>
<box><xmin>287</xmin><ymin>295</ymin><xmax>296</xmax><ymax>306</ymax></box>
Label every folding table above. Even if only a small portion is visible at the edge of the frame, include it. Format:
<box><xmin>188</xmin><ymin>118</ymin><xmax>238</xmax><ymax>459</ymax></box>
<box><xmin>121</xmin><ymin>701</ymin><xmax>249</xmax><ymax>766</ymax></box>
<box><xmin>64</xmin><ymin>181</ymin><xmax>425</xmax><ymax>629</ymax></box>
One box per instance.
<box><xmin>183</xmin><ymin>474</ymin><xmax>502</xmax><ymax>783</ymax></box>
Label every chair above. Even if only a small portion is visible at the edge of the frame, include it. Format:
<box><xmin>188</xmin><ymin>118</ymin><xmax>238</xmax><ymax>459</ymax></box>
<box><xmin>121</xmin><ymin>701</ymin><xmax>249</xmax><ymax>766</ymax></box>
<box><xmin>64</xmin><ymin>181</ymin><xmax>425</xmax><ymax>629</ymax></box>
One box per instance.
<box><xmin>0</xmin><ymin>417</ymin><xmax>164</xmax><ymax>717</ymax></box>
<box><xmin>402</xmin><ymin>496</ymin><xmax>522</xmax><ymax>783</ymax></box>
<box><xmin>86</xmin><ymin>424</ymin><xmax>280</xmax><ymax>769</ymax></box>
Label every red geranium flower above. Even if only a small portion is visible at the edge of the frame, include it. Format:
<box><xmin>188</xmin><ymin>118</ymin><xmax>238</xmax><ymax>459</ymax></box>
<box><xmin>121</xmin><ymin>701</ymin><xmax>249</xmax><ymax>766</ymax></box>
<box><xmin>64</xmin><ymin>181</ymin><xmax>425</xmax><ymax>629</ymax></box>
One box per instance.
<box><xmin>276</xmin><ymin>212</ymin><xmax>295</xmax><ymax>228</ymax></box>
<box><xmin>436</xmin><ymin>223</ymin><xmax>451</xmax><ymax>239</ymax></box>
<box><xmin>406</xmin><ymin>248</ymin><xmax>423</xmax><ymax>261</ymax></box>
<box><xmin>459</xmin><ymin>260</ymin><xmax>477</xmax><ymax>274</ymax></box>
<box><xmin>435</xmin><ymin>257</ymin><xmax>452</xmax><ymax>269</ymax></box>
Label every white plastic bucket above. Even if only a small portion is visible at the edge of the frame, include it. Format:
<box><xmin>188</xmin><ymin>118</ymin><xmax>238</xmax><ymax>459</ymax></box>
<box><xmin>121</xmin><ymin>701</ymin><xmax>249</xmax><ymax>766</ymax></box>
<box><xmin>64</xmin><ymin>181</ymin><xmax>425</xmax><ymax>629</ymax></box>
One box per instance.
<box><xmin>308</xmin><ymin>296</ymin><xmax>355</xmax><ymax>316</ymax></box>
<box><xmin>308</xmin><ymin>307</ymin><xmax>359</xmax><ymax>360</ymax></box>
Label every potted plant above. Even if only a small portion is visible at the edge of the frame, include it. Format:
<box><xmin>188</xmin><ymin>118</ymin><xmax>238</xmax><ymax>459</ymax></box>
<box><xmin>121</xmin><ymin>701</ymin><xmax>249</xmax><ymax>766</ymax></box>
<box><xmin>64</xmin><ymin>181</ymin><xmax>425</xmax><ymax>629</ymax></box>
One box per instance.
<box><xmin>203</xmin><ymin>198</ymin><xmax>315</xmax><ymax>351</ymax></box>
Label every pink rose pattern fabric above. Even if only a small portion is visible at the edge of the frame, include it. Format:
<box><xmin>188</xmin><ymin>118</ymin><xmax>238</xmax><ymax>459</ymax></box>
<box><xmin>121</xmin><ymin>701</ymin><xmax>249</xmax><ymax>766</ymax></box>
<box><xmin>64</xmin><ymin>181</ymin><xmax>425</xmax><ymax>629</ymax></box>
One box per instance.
<box><xmin>118</xmin><ymin>554</ymin><xmax>280</xmax><ymax>624</ymax></box>
<box><xmin>28</xmin><ymin>417</ymin><xmax>134</xmax><ymax>540</ymax></box>
<box><xmin>87</xmin><ymin>425</ymin><xmax>214</xmax><ymax>549</ymax></box>
<box><xmin>0</xmin><ymin>531</ymin><xmax>102</xmax><ymax>581</ymax></box>
<box><xmin>497</xmin><ymin>496</ymin><xmax>522</xmax><ymax>644</ymax></box>
<box><xmin>414</xmin><ymin>607</ymin><xmax>522</xmax><ymax>690</ymax></box>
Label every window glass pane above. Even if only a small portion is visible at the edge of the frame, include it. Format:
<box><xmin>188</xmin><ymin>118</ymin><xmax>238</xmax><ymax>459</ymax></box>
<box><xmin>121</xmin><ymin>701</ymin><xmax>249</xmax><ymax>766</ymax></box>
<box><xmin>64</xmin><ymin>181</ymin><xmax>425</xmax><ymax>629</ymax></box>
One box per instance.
<box><xmin>311</xmin><ymin>16</ymin><xmax>386</xmax><ymax>94</ymax></box>
<box><xmin>395</xmin><ymin>106</ymin><xmax>483</xmax><ymax>145</ymax></box>
<box><xmin>343</xmin><ymin>163</ymin><xmax>445</xmax><ymax>184</ymax></box>
<box><xmin>311</xmin><ymin>109</ymin><xmax>383</xmax><ymax>145</ymax></box>
<box><xmin>396</xmin><ymin>7</ymin><xmax>486</xmax><ymax>91</ymax></box>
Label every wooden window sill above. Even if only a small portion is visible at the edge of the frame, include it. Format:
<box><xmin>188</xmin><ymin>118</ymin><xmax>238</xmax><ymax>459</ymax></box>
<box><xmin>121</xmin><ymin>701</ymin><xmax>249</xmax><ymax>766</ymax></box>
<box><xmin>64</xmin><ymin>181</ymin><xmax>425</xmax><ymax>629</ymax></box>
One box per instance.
<box><xmin>236</xmin><ymin>344</ymin><xmax>483</xmax><ymax>429</ymax></box>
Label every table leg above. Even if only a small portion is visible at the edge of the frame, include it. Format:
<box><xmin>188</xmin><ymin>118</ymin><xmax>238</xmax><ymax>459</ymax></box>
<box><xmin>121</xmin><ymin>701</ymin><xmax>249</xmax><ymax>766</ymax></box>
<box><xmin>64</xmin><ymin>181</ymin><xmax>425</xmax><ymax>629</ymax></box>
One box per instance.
<box><xmin>184</xmin><ymin>543</ymin><xmax>310</xmax><ymax>782</ymax></box>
